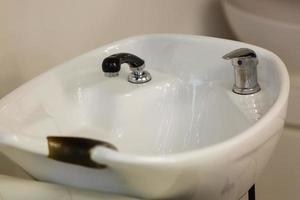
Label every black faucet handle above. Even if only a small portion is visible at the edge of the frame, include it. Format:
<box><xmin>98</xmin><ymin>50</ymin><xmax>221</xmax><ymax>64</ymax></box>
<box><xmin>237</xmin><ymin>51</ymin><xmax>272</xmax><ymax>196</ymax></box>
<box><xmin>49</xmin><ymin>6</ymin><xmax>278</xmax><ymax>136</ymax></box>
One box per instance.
<box><xmin>102</xmin><ymin>53</ymin><xmax>145</xmax><ymax>74</ymax></box>
<box><xmin>101</xmin><ymin>53</ymin><xmax>151</xmax><ymax>84</ymax></box>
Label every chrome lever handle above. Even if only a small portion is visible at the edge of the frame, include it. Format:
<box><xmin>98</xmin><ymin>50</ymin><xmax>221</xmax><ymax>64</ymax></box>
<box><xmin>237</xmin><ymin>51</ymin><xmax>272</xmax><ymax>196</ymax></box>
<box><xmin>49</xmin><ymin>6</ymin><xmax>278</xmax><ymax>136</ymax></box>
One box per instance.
<box><xmin>223</xmin><ymin>48</ymin><xmax>261</xmax><ymax>95</ymax></box>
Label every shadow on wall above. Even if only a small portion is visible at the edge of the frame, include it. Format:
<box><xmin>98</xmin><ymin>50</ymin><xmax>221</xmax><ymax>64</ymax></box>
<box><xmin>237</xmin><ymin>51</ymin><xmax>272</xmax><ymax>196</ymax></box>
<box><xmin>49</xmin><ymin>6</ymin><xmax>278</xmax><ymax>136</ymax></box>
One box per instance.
<box><xmin>0</xmin><ymin>0</ymin><xmax>233</xmax><ymax>98</ymax></box>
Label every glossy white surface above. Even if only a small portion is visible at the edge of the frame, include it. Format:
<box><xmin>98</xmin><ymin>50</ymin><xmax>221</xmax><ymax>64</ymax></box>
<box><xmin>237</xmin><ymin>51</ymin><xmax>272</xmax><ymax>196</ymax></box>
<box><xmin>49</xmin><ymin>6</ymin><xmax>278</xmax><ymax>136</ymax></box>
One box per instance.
<box><xmin>0</xmin><ymin>35</ymin><xmax>289</xmax><ymax>200</ymax></box>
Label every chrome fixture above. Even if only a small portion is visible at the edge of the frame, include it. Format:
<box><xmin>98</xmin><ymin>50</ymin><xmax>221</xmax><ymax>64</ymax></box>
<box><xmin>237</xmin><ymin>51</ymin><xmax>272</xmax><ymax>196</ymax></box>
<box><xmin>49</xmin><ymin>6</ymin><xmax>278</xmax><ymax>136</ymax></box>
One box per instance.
<box><xmin>102</xmin><ymin>53</ymin><xmax>151</xmax><ymax>84</ymax></box>
<box><xmin>223</xmin><ymin>48</ymin><xmax>261</xmax><ymax>95</ymax></box>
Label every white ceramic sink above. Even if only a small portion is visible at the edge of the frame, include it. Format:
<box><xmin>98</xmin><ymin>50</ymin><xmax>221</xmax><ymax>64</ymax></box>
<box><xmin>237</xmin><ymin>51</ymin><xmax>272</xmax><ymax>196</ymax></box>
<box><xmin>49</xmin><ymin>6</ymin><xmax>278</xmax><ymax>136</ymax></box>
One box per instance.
<box><xmin>0</xmin><ymin>34</ymin><xmax>289</xmax><ymax>200</ymax></box>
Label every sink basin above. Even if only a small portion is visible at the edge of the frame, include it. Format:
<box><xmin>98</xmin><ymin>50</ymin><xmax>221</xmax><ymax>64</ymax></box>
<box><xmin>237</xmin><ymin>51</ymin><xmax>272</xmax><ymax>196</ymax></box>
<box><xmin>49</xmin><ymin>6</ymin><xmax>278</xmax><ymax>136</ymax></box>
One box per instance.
<box><xmin>0</xmin><ymin>34</ymin><xmax>289</xmax><ymax>200</ymax></box>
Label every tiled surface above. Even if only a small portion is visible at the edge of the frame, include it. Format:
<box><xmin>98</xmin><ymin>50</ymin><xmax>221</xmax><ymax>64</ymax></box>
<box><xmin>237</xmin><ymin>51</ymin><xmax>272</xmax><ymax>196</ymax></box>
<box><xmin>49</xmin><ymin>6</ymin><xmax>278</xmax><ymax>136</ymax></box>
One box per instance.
<box><xmin>0</xmin><ymin>126</ymin><xmax>299</xmax><ymax>199</ymax></box>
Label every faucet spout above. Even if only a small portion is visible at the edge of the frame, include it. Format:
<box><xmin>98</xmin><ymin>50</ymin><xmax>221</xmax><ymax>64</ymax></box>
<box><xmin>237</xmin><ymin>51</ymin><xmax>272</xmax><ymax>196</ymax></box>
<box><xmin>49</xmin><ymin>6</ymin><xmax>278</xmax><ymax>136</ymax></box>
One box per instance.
<box><xmin>102</xmin><ymin>53</ymin><xmax>151</xmax><ymax>84</ymax></box>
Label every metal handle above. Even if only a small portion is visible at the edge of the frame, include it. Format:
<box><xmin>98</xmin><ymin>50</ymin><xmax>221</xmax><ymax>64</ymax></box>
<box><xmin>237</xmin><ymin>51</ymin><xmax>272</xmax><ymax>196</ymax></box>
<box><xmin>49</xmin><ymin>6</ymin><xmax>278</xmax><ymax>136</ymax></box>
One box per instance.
<box><xmin>223</xmin><ymin>48</ymin><xmax>261</xmax><ymax>95</ymax></box>
<box><xmin>223</xmin><ymin>48</ymin><xmax>257</xmax><ymax>60</ymax></box>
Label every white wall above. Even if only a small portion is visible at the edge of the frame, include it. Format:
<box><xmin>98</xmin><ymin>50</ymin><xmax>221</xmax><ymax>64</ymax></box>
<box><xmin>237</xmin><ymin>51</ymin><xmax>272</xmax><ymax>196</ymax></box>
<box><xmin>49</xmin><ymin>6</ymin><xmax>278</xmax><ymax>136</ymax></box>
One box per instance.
<box><xmin>0</xmin><ymin>0</ymin><xmax>233</xmax><ymax>97</ymax></box>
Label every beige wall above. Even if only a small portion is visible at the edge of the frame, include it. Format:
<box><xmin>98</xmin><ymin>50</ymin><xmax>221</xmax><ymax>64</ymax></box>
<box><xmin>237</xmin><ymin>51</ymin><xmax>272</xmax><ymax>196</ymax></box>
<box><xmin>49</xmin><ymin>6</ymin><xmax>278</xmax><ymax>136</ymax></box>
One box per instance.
<box><xmin>0</xmin><ymin>0</ymin><xmax>233</xmax><ymax>97</ymax></box>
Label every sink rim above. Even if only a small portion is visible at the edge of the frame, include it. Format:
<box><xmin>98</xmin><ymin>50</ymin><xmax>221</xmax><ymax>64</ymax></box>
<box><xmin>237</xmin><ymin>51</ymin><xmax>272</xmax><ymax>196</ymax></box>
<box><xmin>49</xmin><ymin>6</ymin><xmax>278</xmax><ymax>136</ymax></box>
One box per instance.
<box><xmin>0</xmin><ymin>34</ymin><xmax>290</xmax><ymax>165</ymax></box>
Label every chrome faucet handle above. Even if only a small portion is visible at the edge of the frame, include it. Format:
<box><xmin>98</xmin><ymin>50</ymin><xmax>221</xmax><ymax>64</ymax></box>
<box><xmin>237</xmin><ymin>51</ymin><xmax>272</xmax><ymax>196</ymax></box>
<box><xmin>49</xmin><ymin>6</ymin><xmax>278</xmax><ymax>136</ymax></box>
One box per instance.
<box><xmin>128</xmin><ymin>64</ymin><xmax>152</xmax><ymax>84</ymax></box>
<box><xmin>223</xmin><ymin>48</ymin><xmax>261</xmax><ymax>95</ymax></box>
<box><xmin>223</xmin><ymin>48</ymin><xmax>257</xmax><ymax>60</ymax></box>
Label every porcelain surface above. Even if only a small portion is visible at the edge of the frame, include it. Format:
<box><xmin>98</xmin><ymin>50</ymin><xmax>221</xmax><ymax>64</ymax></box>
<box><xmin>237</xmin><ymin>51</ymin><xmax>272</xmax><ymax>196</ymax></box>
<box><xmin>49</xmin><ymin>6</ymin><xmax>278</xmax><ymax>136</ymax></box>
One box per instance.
<box><xmin>0</xmin><ymin>34</ymin><xmax>289</xmax><ymax>200</ymax></box>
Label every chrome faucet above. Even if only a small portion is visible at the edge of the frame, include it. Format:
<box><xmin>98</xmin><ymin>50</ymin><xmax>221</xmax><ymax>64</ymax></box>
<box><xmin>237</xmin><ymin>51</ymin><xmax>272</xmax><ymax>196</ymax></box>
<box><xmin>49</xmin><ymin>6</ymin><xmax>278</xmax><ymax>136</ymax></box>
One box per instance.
<box><xmin>223</xmin><ymin>48</ymin><xmax>261</xmax><ymax>95</ymax></box>
<box><xmin>102</xmin><ymin>53</ymin><xmax>151</xmax><ymax>84</ymax></box>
